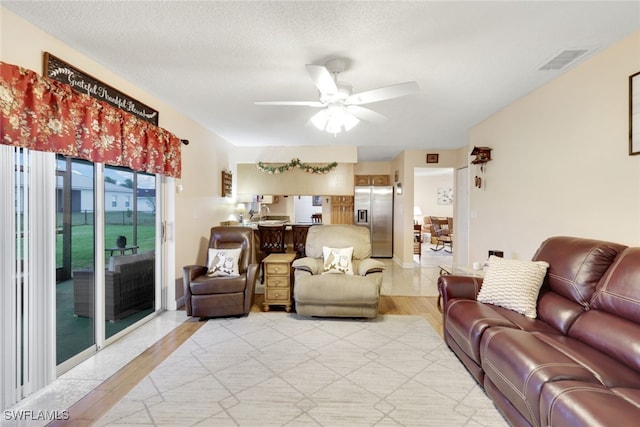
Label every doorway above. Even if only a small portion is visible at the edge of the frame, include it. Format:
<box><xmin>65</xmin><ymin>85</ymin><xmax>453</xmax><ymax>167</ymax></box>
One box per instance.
<box><xmin>413</xmin><ymin>167</ymin><xmax>454</xmax><ymax>266</ymax></box>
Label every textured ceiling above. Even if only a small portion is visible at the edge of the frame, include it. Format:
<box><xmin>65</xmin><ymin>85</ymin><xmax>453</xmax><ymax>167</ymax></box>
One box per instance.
<box><xmin>4</xmin><ymin>1</ymin><xmax>640</xmax><ymax>161</ymax></box>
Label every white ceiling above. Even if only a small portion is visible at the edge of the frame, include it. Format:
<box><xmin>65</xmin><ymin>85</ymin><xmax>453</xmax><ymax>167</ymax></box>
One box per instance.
<box><xmin>4</xmin><ymin>1</ymin><xmax>639</xmax><ymax>161</ymax></box>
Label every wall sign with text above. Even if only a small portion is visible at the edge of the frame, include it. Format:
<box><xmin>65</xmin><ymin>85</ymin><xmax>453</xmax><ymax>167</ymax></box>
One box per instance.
<box><xmin>43</xmin><ymin>52</ymin><xmax>159</xmax><ymax>125</ymax></box>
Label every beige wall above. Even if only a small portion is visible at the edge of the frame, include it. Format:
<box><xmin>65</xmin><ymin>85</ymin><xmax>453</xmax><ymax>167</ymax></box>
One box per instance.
<box><xmin>392</xmin><ymin>149</ymin><xmax>463</xmax><ymax>267</ymax></box>
<box><xmin>237</xmin><ymin>163</ymin><xmax>355</xmax><ymax>195</ymax></box>
<box><xmin>354</xmin><ymin>161</ymin><xmax>392</xmax><ymax>175</ymax></box>
<box><xmin>1</xmin><ymin>9</ymin><xmax>237</xmax><ymax>298</ymax></box>
<box><xmin>414</xmin><ymin>171</ymin><xmax>455</xmax><ymax>220</ymax></box>
<box><xmin>468</xmin><ymin>30</ymin><xmax>640</xmax><ymax>264</ymax></box>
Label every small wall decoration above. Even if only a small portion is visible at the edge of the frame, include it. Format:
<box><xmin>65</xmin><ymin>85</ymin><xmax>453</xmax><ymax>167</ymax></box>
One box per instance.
<box><xmin>221</xmin><ymin>170</ymin><xmax>232</xmax><ymax>198</ymax></box>
<box><xmin>471</xmin><ymin>146</ymin><xmax>492</xmax><ymax>189</ymax></box>
<box><xmin>43</xmin><ymin>52</ymin><xmax>159</xmax><ymax>125</ymax></box>
<box><xmin>426</xmin><ymin>153</ymin><xmax>439</xmax><ymax>164</ymax></box>
<box><xmin>312</xmin><ymin>196</ymin><xmax>322</xmax><ymax>206</ymax></box>
<box><xmin>437</xmin><ymin>187</ymin><xmax>453</xmax><ymax>205</ymax></box>
<box><xmin>629</xmin><ymin>71</ymin><xmax>640</xmax><ymax>155</ymax></box>
<box><xmin>394</xmin><ymin>169</ymin><xmax>399</xmax><ymax>182</ymax></box>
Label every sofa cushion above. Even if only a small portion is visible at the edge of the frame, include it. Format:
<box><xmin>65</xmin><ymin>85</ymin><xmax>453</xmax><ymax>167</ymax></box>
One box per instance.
<box><xmin>294</xmin><ymin>274</ymin><xmax>379</xmax><ymax>305</ymax></box>
<box><xmin>305</xmin><ymin>225</ymin><xmax>371</xmax><ymax>260</ymax></box>
<box><xmin>532</xmin><ymin>331</ymin><xmax>640</xmax><ymax>388</ymax></box>
<box><xmin>532</xmin><ymin>236</ymin><xmax>627</xmax><ymax>308</ymax></box>
<box><xmin>445</xmin><ymin>300</ymin><xmax>516</xmax><ymax>363</ymax></box>
<box><xmin>207</xmin><ymin>248</ymin><xmax>241</xmax><ymax>277</ymax></box>
<box><xmin>322</xmin><ymin>246</ymin><xmax>354</xmax><ymax>275</ymax></box>
<box><xmin>590</xmin><ymin>247</ymin><xmax>640</xmax><ymax>324</ymax></box>
<box><xmin>540</xmin><ymin>381</ymin><xmax>640</xmax><ymax>427</ymax></box>
<box><xmin>569</xmin><ymin>310</ymin><xmax>640</xmax><ymax>373</ymax></box>
<box><xmin>477</xmin><ymin>256</ymin><xmax>549</xmax><ymax>318</ymax></box>
<box><xmin>567</xmin><ymin>248</ymin><xmax>640</xmax><ymax>373</ymax></box>
<box><xmin>536</xmin><ymin>291</ymin><xmax>586</xmax><ymax>335</ymax></box>
<box><xmin>481</xmin><ymin>327</ymin><xmax>599</xmax><ymax>427</ymax></box>
<box><xmin>190</xmin><ymin>274</ymin><xmax>247</xmax><ymax>295</ymax></box>
<box><xmin>108</xmin><ymin>250</ymin><xmax>154</xmax><ymax>272</ymax></box>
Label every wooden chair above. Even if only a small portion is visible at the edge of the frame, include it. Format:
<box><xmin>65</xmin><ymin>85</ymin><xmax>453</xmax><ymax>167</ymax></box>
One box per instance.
<box><xmin>257</xmin><ymin>224</ymin><xmax>286</xmax><ymax>283</ymax></box>
<box><xmin>430</xmin><ymin>217</ymin><xmax>453</xmax><ymax>253</ymax></box>
<box><xmin>291</xmin><ymin>224</ymin><xmax>313</xmax><ymax>258</ymax></box>
<box><xmin>311</xmin><ymin>213</ymin><xmax>322</xmax><ymax>223</ymax></box>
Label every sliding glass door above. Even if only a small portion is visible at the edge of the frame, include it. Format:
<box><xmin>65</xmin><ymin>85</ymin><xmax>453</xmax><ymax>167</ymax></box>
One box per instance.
<box><xmin>55</xmin><ymin>156</ymin><xmax>96</xmax><ymax>366</ymax></box>
<box><xmin>104</xmin><ymin>166</ymin><xmax>157</xmax><ymax>340</ymax></box>
<box><xmin>55</xmin><ymin>159</ymin><xmax>158</xmax><ymax>364</ymax></box>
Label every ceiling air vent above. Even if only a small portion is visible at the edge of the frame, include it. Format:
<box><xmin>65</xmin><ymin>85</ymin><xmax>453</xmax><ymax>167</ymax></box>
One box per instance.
<box><xmin>539</xmin><ymin>49</ymin><xmax>589</xmax><ymax>71</ymax></box>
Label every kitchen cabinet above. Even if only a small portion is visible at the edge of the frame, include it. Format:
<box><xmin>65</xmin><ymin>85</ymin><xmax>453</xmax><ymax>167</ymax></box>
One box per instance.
<box><xmin>330</xmin><ymin>195</ymin><xmax>354</xmax><ymax>225</ymax></box>
<box><xmin>354</xmin><ymin>175</ymin><xmax>390</xmax><ymax>186</ymax></box>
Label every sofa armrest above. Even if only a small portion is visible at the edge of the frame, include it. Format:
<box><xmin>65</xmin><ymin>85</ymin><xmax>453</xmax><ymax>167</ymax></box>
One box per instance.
<box><xmin>358</xmin><ymin>258</ymin><xmax>385</xmax><ymax>276</ymax></box>
<box><xmin>292</xmin><ymin>257</ymin><xmax>322</xmax><ymax>275</ymax></box>
<box><xmin>437</xmin><ymin>275</ymin><xmax>483</xmax><ymax>313</ymax></box>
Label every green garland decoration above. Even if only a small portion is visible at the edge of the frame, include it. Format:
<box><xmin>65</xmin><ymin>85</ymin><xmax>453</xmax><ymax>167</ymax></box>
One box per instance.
<box><xmin>256</xmin><ymin>158</ymin><xmax>338</xmax><ymax>175</ymax></box>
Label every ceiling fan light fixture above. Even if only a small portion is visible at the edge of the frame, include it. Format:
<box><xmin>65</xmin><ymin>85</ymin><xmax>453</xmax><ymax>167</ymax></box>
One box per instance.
<box><xmin>312</xmin><ymin>105</ymin><xmax>359</xmax><ymax>134</ymax></box>
<box><xmin>257</xmin><ymin>59</ymin><xmax>417</xmax><ymax>133</ymax></box>
<box><xmin>310</xmin><ymin>109</ymin><xmax>330</xmax><ymax>130</ymax></box>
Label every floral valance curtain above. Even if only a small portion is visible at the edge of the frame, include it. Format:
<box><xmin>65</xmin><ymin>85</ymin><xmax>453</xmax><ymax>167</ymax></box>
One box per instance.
<box><xmin>0</xmin><ymin>62</ymin><xmax>181</xmax><ymax>178</ymax></box>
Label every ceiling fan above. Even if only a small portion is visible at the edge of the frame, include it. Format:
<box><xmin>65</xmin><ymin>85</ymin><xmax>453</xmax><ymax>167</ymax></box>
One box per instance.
<box><xmin>254</xmin><ymin>59</ymin><xmax>419</xmax><ymax>134</ymax></box>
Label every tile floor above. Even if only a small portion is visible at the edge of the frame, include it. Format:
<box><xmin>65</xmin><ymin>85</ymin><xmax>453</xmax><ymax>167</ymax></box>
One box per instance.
<box><xmin>3</xmin><ymin>246</ymin><xmax>451</xmax><ymax>426</ymax></box>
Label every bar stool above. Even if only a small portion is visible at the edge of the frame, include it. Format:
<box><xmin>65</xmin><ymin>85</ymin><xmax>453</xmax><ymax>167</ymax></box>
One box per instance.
<box><xmin>291</xmin><ymin>224</ymin><xmax>312</xmax><ymax>258</ymax></box>
<box><xmin>311</xmin><ymin>213</ymin><xmax>322</xmax><ymax>223</ymax></box>
<box><xmin>257</xmin><ymin>224</ymin><xmax>286</xmax><ymax>283</ymax></box>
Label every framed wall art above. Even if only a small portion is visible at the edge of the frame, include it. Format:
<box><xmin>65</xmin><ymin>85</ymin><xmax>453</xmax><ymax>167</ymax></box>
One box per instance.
<box><xmin>426</xmin><ymin>153</ymin><xmax>439</xmax><ymax>163</ymax></box>
<box><xmin>437</xmin><ymin>187</ymin><xmax>453</xmax><ymax>205</ymax></box>
<box><xmin>312</xmin><ymin>195</ymin><xmax>322</xmax><ymax>206</ymax></box>
<box><xmin>630</xmin><ymin>71</ymin><xmax>640</xmax><ymax>155</ymax></box>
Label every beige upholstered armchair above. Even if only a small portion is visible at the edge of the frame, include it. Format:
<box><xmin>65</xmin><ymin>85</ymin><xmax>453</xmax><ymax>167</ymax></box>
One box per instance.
<box><xmin>292</xmin><ymin>225</ymin><xmax>385</xmax><ymax>318</ymax></box>
<box><xmin>183</xmin><ymin>227</ymin><xmax>258</xmax><ymax>319</ymax></box>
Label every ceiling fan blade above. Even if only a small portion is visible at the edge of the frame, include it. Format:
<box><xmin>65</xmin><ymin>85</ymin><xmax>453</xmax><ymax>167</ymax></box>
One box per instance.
<box><xmin>254</xmin><ymin>101</ymin><xmax>324</xmax><ymax>107</ymax></box>
<box><xmin>346</xmin><ymin>105</ymin><xmax>388</xmax><ymax>123</ymax></box>
<box><xmin>346</xmin><ymin>81</ymin><xmax>419</xmax><ymax>105</ymax></box>
<box><xmin>305</xmin><ymin>64</ymin><xmax>338</xmax><ymax>95</ymax></box>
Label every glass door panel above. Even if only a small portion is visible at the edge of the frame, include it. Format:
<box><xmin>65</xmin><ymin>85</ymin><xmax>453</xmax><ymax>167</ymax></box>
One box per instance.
<box><xmin>104</xmin><ymin>166</ymin><xmax>156</xmax><ymax>339</ymax></box>
<box><xmin>56</xmin><ymin>156</ymin><xmax>95</xmax><ymax>365</ymax></box>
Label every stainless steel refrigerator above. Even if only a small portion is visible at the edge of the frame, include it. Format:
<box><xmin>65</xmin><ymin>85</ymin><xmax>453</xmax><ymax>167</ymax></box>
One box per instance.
<box><xmin>354</xmin><ymin>186</ymin><xmax>393</xmax><ymax>257</ymax></box>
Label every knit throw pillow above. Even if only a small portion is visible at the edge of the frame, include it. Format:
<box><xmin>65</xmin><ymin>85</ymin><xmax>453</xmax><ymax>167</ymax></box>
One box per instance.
<box><xmin>477</xmin><ymin>256</ymin><xmax>549</xmax><ymax>318</ymax></box>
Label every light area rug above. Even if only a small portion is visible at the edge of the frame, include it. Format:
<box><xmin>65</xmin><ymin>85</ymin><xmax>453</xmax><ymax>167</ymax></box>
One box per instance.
<box><xmin>96</xmin><ymin>313</ymin><xmax>507</xmax><ymax>427</ymax></box>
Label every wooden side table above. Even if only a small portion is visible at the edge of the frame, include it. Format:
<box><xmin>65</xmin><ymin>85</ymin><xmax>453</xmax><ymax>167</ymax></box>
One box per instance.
<box><xmin>262</xmin><ymin>252</ymin><xmax>297</xmax><ymax>312</ymax></box>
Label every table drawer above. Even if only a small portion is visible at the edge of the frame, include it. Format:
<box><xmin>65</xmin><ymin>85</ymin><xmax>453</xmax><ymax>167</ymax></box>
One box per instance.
<box><xmin>266</xmin><ymin>276</ymin><xmax>289</xmax><ymax>288</ymax></box>
<box><xmin>266</xmin><ymin>288</ymin><xmax>290</xmax><ymax>302</ymax></box>
<box><xmin>266</xmin><ymin>262</ymin><xmax>290</xmax><ymax>276</ymax></box>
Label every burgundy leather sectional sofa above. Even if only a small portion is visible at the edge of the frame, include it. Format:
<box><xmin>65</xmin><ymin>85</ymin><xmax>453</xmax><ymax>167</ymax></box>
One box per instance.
<box><xmin>438</xmin><ymin>236</ymin><xmax>640</xmax><ymax>426</ymax></box>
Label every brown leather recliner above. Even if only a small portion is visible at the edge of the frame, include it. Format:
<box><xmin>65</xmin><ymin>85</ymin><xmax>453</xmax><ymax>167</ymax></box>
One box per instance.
<box><xmin>183</xmin><ymin>227</ymin><xmax>258</xmax><ymax>318</ymax></box>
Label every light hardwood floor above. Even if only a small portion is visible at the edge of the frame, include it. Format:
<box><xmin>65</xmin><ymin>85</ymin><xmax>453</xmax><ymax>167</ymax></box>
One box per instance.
<box><xmin>50</xmin><ymin>296</ymin><xmax>443</xmax><ymax>426</ymax></box>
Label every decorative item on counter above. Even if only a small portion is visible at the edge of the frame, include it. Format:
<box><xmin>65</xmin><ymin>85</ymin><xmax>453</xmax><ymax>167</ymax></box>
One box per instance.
<box><xmin>256</xmin><ymin>158</ymin><xmax>337</xmax><ymax>174</ymax></box>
